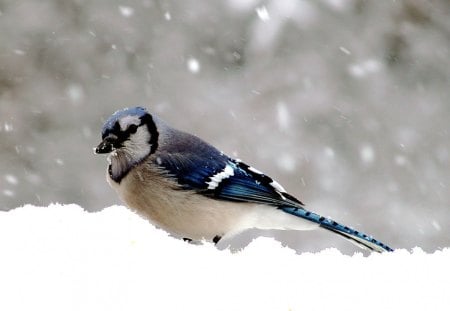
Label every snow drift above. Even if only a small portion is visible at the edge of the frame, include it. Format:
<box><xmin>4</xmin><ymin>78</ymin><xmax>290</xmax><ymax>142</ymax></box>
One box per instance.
<box><xmin>0</xmin><ymin>204</ymin><xmax>448</xmax><ymax>311</ymax></box>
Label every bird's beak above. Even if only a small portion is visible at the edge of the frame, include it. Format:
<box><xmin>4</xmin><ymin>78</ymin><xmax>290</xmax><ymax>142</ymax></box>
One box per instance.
<box><xmin>94</xmin><ymin>139</ymin><xmax>114</xmax><ymax>154</ymax></box>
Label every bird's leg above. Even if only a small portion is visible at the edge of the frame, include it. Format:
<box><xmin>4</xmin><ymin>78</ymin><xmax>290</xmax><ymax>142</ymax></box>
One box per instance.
<box><xmin>212</xmin><ymin>235</ymin><xmax>222</xmax><ymax>244</ymax></box>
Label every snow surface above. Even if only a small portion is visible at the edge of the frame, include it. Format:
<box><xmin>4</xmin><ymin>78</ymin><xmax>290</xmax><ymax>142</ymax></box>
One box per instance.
<box><xmin>0</xmin><ymin>204</ymin><xmax>448</xmax><ymax>311</ymax></box>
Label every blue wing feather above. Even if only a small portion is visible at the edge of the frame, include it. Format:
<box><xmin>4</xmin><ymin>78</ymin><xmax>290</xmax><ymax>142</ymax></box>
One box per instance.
<box><xmin>154</xmin><ymin>146</ymin><xmax>298</xmax><ymax>207</ymax></box>
<box><xmin>155</xmin><ymin>151</ymin><xmax>228</xmax><ymax>190</ymax></box>
<box><xmin>210</xmin><ymin>162</ymin><xmax>297</xmax><ymax>206</ymax></box>
<box><xmin>153</xmin><ymin>129</ymin><xmax>232</xmax><ymax>190</ymax></box>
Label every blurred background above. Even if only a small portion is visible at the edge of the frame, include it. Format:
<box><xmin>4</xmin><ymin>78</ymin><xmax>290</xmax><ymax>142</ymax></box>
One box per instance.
<box><xmin>0</xmin><ymin>0</ymin><xmax>449</xmax><ymax>253</ymax></box>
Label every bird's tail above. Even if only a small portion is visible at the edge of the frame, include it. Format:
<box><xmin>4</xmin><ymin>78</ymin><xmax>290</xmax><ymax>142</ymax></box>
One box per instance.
<box><xmin>280</xmin><ymin>206</ymin><xmax>393</xmax><ymax>252</ymax></box>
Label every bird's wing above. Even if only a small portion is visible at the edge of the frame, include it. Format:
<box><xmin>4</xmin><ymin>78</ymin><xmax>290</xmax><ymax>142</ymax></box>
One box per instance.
<box><xmin>153</xmin><ymin>149</ymin><xmax>303</xmax><ymax>208</ymax></box>
<box><xmin>209</xmin><ymin>160</ymin><xmax>304</xmax><ymax>207</ymax></box>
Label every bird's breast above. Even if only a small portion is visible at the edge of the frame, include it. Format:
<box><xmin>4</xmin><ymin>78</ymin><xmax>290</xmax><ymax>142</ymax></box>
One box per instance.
<box><xmin>106</xmin><ymin>162</ymin><xmax>254</xmax><ymax>241</ymax></box>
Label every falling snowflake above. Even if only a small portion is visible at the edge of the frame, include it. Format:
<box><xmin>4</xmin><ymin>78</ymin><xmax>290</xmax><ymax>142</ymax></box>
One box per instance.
<box><xmin>339</xmin><ymin>46</ymin><xmax>351</xmax><ymax>55</ymax></box>
<box><xmin>276</xmin><ymin>102</ymin><xmax>290</xmax><ymax>131</ymax></box>
<box><xmin>5</xmin><ymin>174</ymin><xmax>18</xmax><ymax>185</ymax></box>
<box><xmin>256</xmin><ymin>6</ymin><xmax>270</xmax><ymax>21</ymax></box>
<box><xmin>119</xmin><ymin>6</ymin><xmax>134</xmax><ymax>17</ymax></box>
<box><xmin>3</xmin><ymin>189</ymin><xmax>14</xmax><ymax>197</ymax></box>
<box><xmin>187</xmin><ymin>58</ymin><xmax>200</xmax><ymax>74</ymax></box>
<box><xmin>360</xmin><ymin>145</ymin><xmax>375</xmax><ymax>164</ymax></box>
<box><xmin>4</xmin><ymin>123</ymin><xmax>13</xmax><ymax>132</ymax></box>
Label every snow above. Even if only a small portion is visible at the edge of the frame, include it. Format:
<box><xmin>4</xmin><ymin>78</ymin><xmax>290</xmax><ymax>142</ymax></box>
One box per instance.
<box><xmin>4</xmin><ymin>174</ymin><xmax>18</xmax><ymax>185</ymax></box>
<box><xmin>432</xmin><ymin>220</ymin><xmax>441</xmax><ymax>231</ymax></box>
<box><xmin>0</xmin><ymin>204</ymin><xmax>448</xmax><ymax>311</ymax></box>
<box><xmin>118</xmin><ymin>5</ymin><xmax>134</xmax><ymax>17</ymax></box>
<box><xmin>187</xmin><ymin>58</ymin><xmax>200</xmax><ymax>73</ymax></box>
<box><xmin>360</xmin><ymin>144</ymin><xmax>375</xmax><ymax>164</ymax></box>
<box><xmin>348</xmin><ymin>59</ymin><xmax>382</xmax><ymax>78</ymax></box>
<box><xmin>324</xmin><ymin>147</ymin><xmax>335</xmax><ymax>158</ymax></box>
<box><xmin>339</xmin><ymin>46</ymin><xmax>351</xmax><ymax>55</ymax></box>
<box><xmin>2</xmin><ymin>190</ymin><xmax>14</xmax><ymax>197</ymax></box>
<box><xmin>3</xmin><ymin>122</ymin><xmax>13</xmax><ymax>132</ymax></box>
<box><xmin>13</xmin><ymin>49</ymin><xmax>26</xmax><ymax>55</ymax></box>
<box><xmin>66</xmin><ymin>84</ymin><xmax>84</xmax><ymax>104</ymax></box>
<box><xmin>256</xmin><ymin>6</ymin><xmax>270</xmax><ymax>22</ymax></box>
<box><xmin>324</xmin><ymin>0</ymin><xmax>350</xmax><ymax>11</ymax></box>
<box><xmin>276</xmin><ymin>102</ymin><xmax>290</xmax><ymax>131</ymax></box>
<box><xmin>55</xmin><ymin>158</ymin><xmax>64</xmax><ymax>166</ymax></box>
<box><xmin>276</xmin><ymin>153</ymin><xmax>297</xmax><ymax>172</ymax></box>
<box><xmin>394</xmin><ymin>154</ymin><xmax>407</xmax><ymax>166</ymax></box>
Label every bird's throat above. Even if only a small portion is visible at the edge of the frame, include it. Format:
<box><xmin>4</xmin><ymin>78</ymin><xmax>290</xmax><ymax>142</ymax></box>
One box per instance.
<box><xmin>108</xmin><ymin>151</ymin><xmax>133</xmax><ymax>183</ymax></box>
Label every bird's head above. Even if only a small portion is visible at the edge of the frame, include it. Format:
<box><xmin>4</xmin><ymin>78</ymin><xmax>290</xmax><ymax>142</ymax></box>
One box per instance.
<box><xmin>95</xmin><ymin>106</ymin><xmax>158</xmax><ymax>182</ymax></box>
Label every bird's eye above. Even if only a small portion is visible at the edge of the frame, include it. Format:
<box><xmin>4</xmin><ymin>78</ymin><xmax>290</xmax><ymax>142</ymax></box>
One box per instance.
<box><xmin>128</xmin><ymin>124</ymin><xmax>138</xmax><ymax>134</ymax></box>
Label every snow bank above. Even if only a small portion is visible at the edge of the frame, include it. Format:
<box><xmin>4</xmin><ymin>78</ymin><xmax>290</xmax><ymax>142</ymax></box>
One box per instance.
<box><xmin>0</xmin><ymin>204</ymin><xmax>448</xmax><ymax>311</ymax></box>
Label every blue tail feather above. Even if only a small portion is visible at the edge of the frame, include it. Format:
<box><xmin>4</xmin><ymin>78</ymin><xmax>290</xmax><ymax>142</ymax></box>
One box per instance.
<box><xmin>280</xmin><ymin>206</ymin><xmax>393</xmax><ymax>252</ymax></box>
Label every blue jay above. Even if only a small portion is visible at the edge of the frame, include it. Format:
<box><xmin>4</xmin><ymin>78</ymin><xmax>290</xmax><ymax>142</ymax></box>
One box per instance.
<box><xmin>95</xmin><ymin>107</ymin><xmax>393</xmax><ymax>252</ymax></box>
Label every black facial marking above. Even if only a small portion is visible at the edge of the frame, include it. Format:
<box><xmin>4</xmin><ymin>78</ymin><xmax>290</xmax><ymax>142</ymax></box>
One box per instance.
<box><xmin>102</xmin><ymin>121</ymin><xmax>131</xmax><ymax>149</ymax></box>
<box><xmin>183</xmin><ymin>238</ymin><xmax>193</xmax><ymax>243</ymax></box>
<box><xmin>140</xmin><ymin>113</ymin><xmax>159</xmax><ymax>154</ymax></box>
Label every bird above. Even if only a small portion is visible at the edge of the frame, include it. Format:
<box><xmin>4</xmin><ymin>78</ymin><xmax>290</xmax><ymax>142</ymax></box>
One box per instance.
<box><xmin>95</xmin><ymin>106</ymin><xmax>393</xmax><ymax>252</ymax></box>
